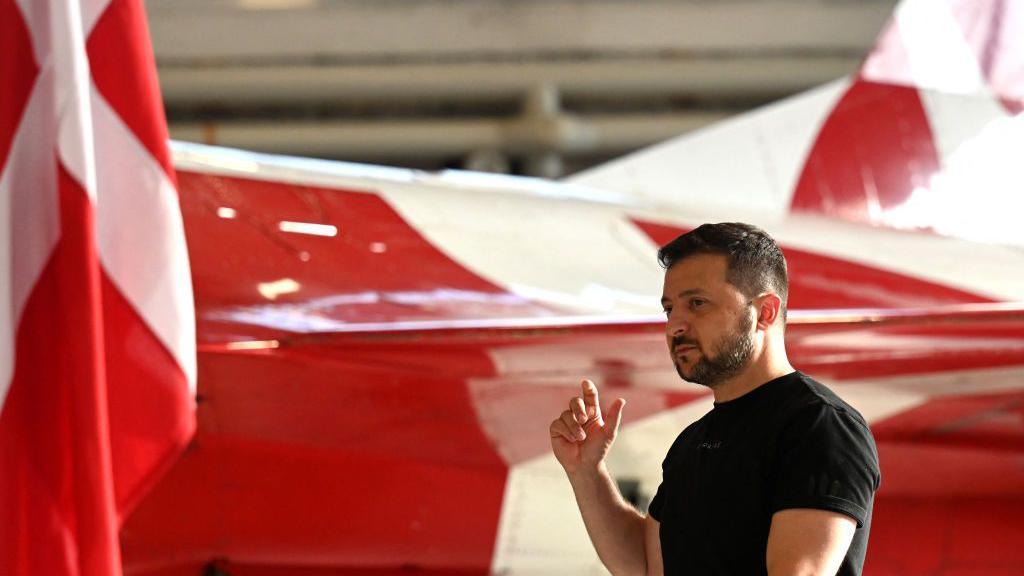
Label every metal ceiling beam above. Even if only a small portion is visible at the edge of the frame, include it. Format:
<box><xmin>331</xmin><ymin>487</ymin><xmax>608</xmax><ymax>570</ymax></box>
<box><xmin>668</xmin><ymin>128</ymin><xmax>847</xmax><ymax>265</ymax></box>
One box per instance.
<box><xmin>168</xmin><ymin>111</ymin><xmax>731</xmax><ymax>161</ymax></box>
<box><xmin>148</xmin><ymin>0</ymin><xmax>896</xmax><ymax>63</ymax></box>
<box><xmin>159</xmin><ymin>55</ymin><xmax>859</xmax><ymax>108</ymax></box>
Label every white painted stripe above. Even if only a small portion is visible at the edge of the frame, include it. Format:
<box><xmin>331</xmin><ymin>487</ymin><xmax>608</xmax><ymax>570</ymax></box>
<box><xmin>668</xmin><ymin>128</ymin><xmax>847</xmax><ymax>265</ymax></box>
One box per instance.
<box><xmin>840</xmin><ymin>364</ymin><xmax>1024</xmax><ymax>400</ymax></box>
<box><xmin>170</xmin><ymin>141</ymin><xmax>640</xmax><ymax>208</ymax></box>
<box><xmin>668</xmin><ymin>209</ymin><xmax>1024</xmax><ymax>302</ymax></box>
<box><xmin>822</xmin><ymin>366</ymin><xmax>1024</xmax><ymax>431</ymax></box>
<box><xmin>92</xmin><ymin>86</ymin><xmax>197</xmax><ymax>392</ymax></box>
<box><xmin>0</xmin><ymin>67</ymin><xmax>62</xmax><ymax>410</ymax></box>
<box><xmin>780</xmin><ymin>213</ymin><xmax>1024</xmax><ymax>300</ymax></box>
<box><xmin>206</xmin><ymin>301</ymin><xmax>1024</xmax><ymax>337</ymax></box>
<box><xmin>790</xmin><ymin>302</ymin><xmax>1024</xmax><ymax>322</ymax></box>
<box><xmin>488</xmin><ymin>393</ymin><xmax>713</xmax><ymax>575</ymax></box>
<box><xmin>565</xmin><ymin>78</ymin><xmax>850</xmax><ymax>220</ymax></box>
<box><xmin>803</xmin><ymin>331</ymin><xmax>1024</xmax><ymax>355</ymax></box>
<box><xmin>824</xmin><ymin>381</ymin><xmax>929</xmax><ymax>425</ymax></box>
<box><xmin>171</xmin><ymin>140</ymin><xmax>418</xmax><ymax>190</ymax></box>
<box><xmin>491</xmin><ymin>461</ymin><xmax>609</xmax><ymax>575</ymax></box>
<box><xmin>911</xmin><ymin>92</ymin><xmax>1024</xmax><ymax>246</ymax></box>
<box><xmin>918</xmin><ymin>90</ymin><xmax>1008</xmax><ymax>164</ymax></box>
<box><xmin>52</xmin><ymin>0</ymin><xmax>96</xmax><ymax>201</ymax></box>
<box><xmin>206</xmin><ymin>310</ymin><xmax>655</xmax><ymax>334</ymax></box>
<box><xmin>378</xmin><ymin>180</ymin><xmax>665</xmax><ymax>316</ymax></box>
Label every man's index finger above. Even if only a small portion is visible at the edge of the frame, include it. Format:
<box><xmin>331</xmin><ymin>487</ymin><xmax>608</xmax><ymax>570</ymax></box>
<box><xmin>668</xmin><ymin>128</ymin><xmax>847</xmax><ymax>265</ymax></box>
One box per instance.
<box><xmin>581</xmin><ymin>379</ymin><xmax>601</xmax><ymax>419</ymax></box>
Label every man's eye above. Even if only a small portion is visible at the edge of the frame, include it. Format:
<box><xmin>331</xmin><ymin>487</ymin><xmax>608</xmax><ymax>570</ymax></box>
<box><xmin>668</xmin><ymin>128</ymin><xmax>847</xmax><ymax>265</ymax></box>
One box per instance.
<box><xmin>690</xmin><ymin>299</ymin><xmax>707</xmax><ymax>309</ymax></box>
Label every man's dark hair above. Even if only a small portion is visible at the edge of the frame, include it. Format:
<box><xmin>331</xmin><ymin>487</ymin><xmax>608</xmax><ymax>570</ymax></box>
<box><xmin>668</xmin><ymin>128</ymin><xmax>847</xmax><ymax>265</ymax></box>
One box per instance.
<box><xmin>658</xmin><ymin>222</ymin><xmax>789</xmax><ymax>320</ymax></box>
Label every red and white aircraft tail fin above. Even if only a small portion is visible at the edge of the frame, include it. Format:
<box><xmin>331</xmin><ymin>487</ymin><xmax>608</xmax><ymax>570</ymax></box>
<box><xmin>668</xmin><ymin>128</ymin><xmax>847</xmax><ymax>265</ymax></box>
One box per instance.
<box><xmin>566</xmin><ymin>78</ymin><xmax>851</xmax><ymax>222</ymax></box>
<box><xmin>569</xmin><ymin>0</ymin><xmax>1024</xmax><ymax>246</ymax></box>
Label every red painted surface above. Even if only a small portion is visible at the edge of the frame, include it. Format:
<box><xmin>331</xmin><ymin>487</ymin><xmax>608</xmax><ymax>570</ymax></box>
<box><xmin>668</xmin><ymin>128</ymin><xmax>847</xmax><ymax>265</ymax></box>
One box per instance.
<box><xmin>122</xmin><ymin>302</ymin><xmax>1024</xmax><ymax>574</ymax></box>
<box><xmin>121</xmin><ymin>320</ymin><xmax>714</xmax><ymax>573</ymax></box>
<box><xmin>789</xmin><ymin>81</ymin><xmax>942</xmax><ymax>227</ymax></box>
<box><xmin>177</xmin><ymin>171</ymin><xmax>565</xmax><ymax>345</ymax></box>
<box><xmin>1001</xmin><ymin>97</ymin><xmax>1024</xmax><ymax>115</ymax></box>
<box><xmin>870</xmin><ymin>498</ymin><xmax>1024</xmax><ymax>576</ymax></box>
<box><xmin>122</xmin><ymin>347</ymin><xmax>509</xmax><ymax>572</ymax></box>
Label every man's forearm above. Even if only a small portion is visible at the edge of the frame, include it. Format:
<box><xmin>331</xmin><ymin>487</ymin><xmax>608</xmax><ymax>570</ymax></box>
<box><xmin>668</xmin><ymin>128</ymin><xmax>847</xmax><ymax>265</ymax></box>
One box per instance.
<box><xmin>568</xmin><ymin>462</ymin><xmax>649</xmax><ymax>576</ymax></box>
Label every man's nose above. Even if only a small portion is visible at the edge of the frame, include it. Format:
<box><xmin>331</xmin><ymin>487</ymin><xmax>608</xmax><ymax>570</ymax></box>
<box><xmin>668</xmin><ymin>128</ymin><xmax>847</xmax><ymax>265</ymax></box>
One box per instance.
<box><xmin>666</xmin><ymin>309</ymin><xmax>689</xmax><ymax>337</ymax></box>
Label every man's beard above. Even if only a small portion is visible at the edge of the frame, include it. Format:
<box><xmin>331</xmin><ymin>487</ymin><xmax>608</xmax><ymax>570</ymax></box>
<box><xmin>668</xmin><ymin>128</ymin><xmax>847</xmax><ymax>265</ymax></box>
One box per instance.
<box><xmin>673</xmin><ymin>312</ymin><xmax>755</xmax><ymax>388</ymax></box>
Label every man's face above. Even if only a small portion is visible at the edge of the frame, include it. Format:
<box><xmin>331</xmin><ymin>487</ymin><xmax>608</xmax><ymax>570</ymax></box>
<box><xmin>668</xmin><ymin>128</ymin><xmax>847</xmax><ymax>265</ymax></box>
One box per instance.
<box><xmin>660</xmin><ymin>254</ymin><xmax>757</xmax><ymax>388</ymax></box>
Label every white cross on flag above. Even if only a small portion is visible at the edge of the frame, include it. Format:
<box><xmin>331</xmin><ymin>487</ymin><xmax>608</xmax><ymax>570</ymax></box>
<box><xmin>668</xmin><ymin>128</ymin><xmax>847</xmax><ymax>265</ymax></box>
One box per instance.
<box><xmin>0</xmin><ymin>1</ymin><xmax>197</xmax><ymax>574</ymax></box>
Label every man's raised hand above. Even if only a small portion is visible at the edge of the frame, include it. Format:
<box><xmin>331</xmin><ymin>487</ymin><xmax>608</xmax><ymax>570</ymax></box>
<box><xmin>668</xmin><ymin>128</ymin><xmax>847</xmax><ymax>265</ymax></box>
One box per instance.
<box><xmin>549</xmin><ymin>379</ymin><xmax>626</xmax><ymax>475</ymax></box>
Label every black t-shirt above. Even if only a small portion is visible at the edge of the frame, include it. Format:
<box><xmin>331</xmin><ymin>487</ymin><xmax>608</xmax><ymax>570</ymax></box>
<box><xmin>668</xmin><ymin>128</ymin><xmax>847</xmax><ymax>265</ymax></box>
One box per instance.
<box><xmin>648</xmin><ymin>371</ymin><xmax>880</xmax><ymax>575</ymax></box>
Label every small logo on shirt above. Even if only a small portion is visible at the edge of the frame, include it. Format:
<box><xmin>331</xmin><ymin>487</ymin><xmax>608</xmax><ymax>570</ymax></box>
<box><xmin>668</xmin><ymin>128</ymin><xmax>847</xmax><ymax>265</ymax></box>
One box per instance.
<box><xmin>698</xmin><ymin>440</ymin><xmax>723</xmax><ymax>450</ymax></box>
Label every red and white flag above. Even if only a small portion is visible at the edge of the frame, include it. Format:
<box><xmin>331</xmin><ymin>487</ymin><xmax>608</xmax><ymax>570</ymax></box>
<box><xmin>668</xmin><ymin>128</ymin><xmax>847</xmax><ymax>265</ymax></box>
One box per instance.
<box><xmin>0</xmin><ymin>1</ymin><xmax>196</xmax><ymax>574</ymax></box>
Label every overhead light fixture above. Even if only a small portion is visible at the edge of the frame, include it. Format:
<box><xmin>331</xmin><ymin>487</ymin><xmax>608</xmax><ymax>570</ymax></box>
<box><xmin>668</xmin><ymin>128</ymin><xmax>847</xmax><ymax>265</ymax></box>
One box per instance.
<box><xmin>237</xmin><ymin>0</ymin><xmax>316</xmax><ymax>10</ymax></box>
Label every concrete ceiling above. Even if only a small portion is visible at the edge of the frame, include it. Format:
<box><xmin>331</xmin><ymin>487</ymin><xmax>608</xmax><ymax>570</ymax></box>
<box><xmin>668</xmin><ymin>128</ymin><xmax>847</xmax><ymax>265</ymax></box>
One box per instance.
<box><xmin>149</xmin><ymin>0</ymin><xmax>899</xmax><ymax>175</ymax></box>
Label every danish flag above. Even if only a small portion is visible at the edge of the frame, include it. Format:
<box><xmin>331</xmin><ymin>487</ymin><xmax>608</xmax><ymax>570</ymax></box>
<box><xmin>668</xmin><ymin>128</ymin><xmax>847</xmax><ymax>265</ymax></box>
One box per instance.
<box><xmin>0</xmin><ymin>1</ymin><xmax>196</xmax><ymax>574</ymax></box>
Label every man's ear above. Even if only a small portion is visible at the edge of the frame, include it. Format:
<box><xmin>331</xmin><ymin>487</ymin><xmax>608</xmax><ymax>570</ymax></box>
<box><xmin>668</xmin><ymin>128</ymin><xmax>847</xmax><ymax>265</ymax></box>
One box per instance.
<box><xmin>756</xmin><ymin>293</ymin><xmax>783</xmax><ymax>330</ymax></box>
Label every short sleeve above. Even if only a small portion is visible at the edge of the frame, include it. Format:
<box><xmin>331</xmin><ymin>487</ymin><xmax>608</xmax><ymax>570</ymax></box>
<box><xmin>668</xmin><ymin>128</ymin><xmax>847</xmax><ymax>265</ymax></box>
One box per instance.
<box><xmin>771</xmin><ymin>403</ymin><xmax>880</xmax><ymax>527</ymax></box>
<box><xmin>648</xmin><ymin>482</ymin><xmax>665</xmax><ymax>521</ymax></box>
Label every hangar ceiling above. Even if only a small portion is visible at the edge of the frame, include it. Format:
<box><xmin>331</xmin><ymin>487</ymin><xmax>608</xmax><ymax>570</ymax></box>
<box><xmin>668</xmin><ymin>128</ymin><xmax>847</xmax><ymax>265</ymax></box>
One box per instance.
<box><xmin>149</xmin><ymin>0</ymin><xmax>899</xmax><ymax>176</ymax></box>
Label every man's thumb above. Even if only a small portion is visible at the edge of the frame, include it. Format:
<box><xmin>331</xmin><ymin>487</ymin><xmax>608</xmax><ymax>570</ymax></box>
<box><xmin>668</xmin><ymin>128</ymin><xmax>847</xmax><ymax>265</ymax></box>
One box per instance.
<box><xmin>606</xmin><ymin>398</ymin><xmax>626</xmax><ymax>438</ymax></box>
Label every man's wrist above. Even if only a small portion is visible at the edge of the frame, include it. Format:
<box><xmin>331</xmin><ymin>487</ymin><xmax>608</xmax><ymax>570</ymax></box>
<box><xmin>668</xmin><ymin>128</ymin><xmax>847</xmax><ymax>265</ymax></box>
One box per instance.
<box><xmin>566</xmin><ymin>461</ymin><xmax>610</xmax><ymax>485</ymax></box>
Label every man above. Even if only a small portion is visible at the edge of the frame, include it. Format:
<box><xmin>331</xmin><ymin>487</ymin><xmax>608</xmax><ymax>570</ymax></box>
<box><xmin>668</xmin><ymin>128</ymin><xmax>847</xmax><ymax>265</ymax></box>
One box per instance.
<box><xmin>549</xmin><ymin>222</ymin><xmax>880</xmax><ymax>575</ymax></box>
